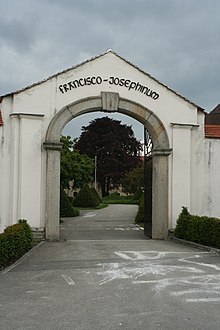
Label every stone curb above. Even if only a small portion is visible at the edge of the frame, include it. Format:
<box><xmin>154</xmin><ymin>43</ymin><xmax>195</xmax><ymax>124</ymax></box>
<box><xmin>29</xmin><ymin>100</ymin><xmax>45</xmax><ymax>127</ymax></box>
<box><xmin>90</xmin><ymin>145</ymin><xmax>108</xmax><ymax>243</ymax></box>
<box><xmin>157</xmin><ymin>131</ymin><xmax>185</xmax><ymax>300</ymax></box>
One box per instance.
<box><xmin>0</xmin><ymin>240</ymin><xmax>45</xmax><ymax>274</ymax></box>
<box><xmin>169</xmin><ymin>235</ymin><xmax>220</xmax><ymax>254</ymax></box>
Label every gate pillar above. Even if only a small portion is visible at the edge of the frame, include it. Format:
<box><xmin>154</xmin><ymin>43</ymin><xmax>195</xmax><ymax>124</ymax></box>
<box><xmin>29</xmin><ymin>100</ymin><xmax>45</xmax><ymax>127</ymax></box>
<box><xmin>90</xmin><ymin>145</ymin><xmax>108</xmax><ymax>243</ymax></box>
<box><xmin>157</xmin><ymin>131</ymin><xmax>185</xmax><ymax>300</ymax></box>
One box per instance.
<box><xmin>43</xmin><ymin>142</ymin><xmax>63</xmax><ymax>240</ymax></box>
<box><xmin>151</xmin><ymin>148</ymin><xmax>172</xmax><ymax>239</ymax></box>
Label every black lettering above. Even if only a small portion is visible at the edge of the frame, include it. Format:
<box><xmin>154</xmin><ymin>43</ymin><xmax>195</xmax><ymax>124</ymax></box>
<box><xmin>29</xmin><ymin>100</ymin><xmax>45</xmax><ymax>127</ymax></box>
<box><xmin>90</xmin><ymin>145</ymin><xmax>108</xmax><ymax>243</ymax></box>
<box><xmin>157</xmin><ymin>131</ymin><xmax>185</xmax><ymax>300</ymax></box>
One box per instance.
<box><xmin>143</xmin><ymin>87</ymin><xmax>150</xmax><ymax>95</ymax></box>
<box><xmin>73</xmin><ymin>80</ymin><xmax>79</xmax><ymax>88</ymax></box>
<box><xmin>59</xmin><ymin>75</ymin><xmax>159</xmax><ymax>100</ymax></box>
<box><xmin>68</xmin><ymin>81</ymin><xmax>76</xmax><ymax>90</ymax></box>
<box><xmin>135</xmin><ymin>82</ymin><xmax>143</xmax><ymax>92</ymax></box>
<box><xmin>152</xmin><ymin>92</ymin><xmax>159</xmax><ymax>100</ymax></box>
<box><xmin>124</xmin><ymin>79</ymin><xmax>131</xmax><ymax>88</ymax></box>
<box><xmin>59</xmin><ymin>85</ymin><xmax>64</xmax><ymax>94</ymax></box>
<box><xmin>149</xmin><ymin>90</ymin><xmax>154</xmax><ymax>97</ymax></box>
<box><xmin>96</xmin><ymin>76</ymin><xmax>102</xmax><ymax>84</ymax></box>
<box><xmin>86</xmin><ymin>77</ymin><xmax>91</xmax><ymax>85</ymax></box>
<box><xmin>78</xmin><ymin>78</ymin><xmax>84</xmax><ymax>87</ymax></box>
<box><xmin>91</xmin><ymin>76</ymin><xmax>96</xmax><ymax>84</ymax></box>
<box><xmin>63</xmin><ymin>84</ymin><xmax>69</xmax><ymax>92</ymax></box>
<box><xmin>114</xmin><ymin>77</ymin><xmax>120</xmax><ymax>85</ymax></box>
<box><xmin>119</xmin><ymin>78</ymin><xmax>125</xmax><ymax>86</ymax></box>
<box><xmin>109</xmin><ymin>77</ymin><xmax>114</xmax><ymax>84</ymax></box>
<box><xmin>128</xmin><ymin>82</ymin><xmax>136</xmax><ymax>90</ymax></box>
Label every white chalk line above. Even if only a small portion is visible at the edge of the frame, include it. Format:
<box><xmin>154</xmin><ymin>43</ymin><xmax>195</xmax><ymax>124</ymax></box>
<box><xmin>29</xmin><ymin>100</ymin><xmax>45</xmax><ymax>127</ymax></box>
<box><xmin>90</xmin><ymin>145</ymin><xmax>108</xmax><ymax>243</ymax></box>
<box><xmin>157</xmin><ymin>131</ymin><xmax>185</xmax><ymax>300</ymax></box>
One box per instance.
<box><xmin>61</xmin><ymin>274</ymin><xmax>76</xmax><ymax>286</ymax></box>
<box><xmin>83</xmin><ymin>212</ymin><xmax>97</xmax><ymax>218</ymax></box>
<box><xmin>115</xmin><ymin>250</ymin><xmax>208</xmax><ymax>261</ymax></box>
<box><xmin>96</xmin><ymin>250</ymin><xmax>220</xmax><ymax>303</ymax></box>
<box><xmin>186</xmin><ymin>298</ymin><xmax>220</xmax><ymax>302</ymax></box>
<box><xmin>179</xmin><ymin>257</ymin><xmax>220</xmax><ymax>271</ymax></box>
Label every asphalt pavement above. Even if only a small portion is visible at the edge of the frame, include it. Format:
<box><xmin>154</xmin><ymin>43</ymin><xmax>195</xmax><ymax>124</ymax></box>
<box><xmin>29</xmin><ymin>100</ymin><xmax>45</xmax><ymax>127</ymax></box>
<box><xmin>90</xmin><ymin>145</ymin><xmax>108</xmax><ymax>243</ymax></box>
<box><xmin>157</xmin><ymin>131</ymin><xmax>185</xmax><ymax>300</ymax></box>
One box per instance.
<box><xmin>1</xmin><ymin>204</ymin><xmax>220</xmax><ymax>330</ymax></box>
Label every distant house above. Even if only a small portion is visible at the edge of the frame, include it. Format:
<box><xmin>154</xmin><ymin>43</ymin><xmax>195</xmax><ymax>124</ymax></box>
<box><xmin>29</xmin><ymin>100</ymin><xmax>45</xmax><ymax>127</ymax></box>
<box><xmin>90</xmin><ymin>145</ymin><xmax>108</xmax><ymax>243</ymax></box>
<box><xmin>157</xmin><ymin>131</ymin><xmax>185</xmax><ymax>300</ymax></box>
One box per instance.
<box><xmin>205</xmin><ymin>104</ymin><xmax>220</xmax><ymax>138</ymax></box>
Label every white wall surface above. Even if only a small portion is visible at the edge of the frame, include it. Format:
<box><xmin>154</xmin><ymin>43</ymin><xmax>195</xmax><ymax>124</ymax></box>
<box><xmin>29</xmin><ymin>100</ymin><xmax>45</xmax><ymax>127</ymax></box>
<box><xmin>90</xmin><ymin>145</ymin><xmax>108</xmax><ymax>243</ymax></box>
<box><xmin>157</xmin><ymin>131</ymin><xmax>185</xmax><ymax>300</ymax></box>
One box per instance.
<box><xmin>0</xmin><ymin>51</ymin><xmax>219</xmax><ymax>233</ymax></box>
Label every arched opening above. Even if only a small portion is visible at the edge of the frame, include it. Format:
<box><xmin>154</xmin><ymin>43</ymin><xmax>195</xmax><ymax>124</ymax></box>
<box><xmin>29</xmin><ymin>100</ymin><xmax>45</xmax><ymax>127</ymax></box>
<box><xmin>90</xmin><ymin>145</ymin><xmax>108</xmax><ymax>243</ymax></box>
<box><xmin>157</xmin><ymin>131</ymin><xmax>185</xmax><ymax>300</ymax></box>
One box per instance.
<box><xmin>62</xmin><ymin>111</ymin><xmax>145</xmax><ymax>198</ymax></box>
<box><xmin>43</xmin><ymin>92</ymin><xmax>172</xmax><ymax>240</ymax></box>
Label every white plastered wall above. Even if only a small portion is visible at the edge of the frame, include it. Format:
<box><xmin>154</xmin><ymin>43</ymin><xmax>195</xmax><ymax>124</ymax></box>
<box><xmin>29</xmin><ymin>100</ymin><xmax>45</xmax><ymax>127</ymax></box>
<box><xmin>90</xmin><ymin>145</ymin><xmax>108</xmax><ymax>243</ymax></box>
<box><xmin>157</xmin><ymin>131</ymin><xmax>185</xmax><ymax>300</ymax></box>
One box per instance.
<box><xmin>0</xmin><ymin>51</ymin><xmax>219</xmax><ymax>234</ymax></box>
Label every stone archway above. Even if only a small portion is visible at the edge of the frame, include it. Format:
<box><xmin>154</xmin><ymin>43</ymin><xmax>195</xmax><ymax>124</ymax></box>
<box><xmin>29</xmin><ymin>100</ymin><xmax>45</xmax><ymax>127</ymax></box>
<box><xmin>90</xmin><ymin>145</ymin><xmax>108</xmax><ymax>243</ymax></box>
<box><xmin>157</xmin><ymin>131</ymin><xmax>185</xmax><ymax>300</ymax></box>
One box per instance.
<box><xmin>44</xmin><ymin>92</ymin><xmax>172</xmax><ymax>240</ymax></box>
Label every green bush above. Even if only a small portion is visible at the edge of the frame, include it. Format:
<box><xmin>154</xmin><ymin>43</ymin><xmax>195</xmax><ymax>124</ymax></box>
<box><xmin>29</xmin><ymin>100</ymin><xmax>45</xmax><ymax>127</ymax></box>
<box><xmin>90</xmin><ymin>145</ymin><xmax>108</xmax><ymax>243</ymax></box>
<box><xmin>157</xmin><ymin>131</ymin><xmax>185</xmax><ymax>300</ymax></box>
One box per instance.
<box><xmin>60</xmin><ymin>188</ymin><xmax>80</xmax><ymax>217</ymax></box>
<box><xmin>0</xmin><ymin>219</ymin><xmax>33</xmax><ymax>269</ymax></box>
<box><xmin>90</xmin><ymin>187</ymin><xmax>102</xmax><ymax>204</ymax></box>
<box><xmin>174</xmin><ymin>207</ymin><xmax>220</xmax><ymax>248</ymax></box>
<box><xmin>73</xmin><ymin>184</ymin><xmax>100</xmax><ymax>208</ymax></box>
<box><xmin>173</xmin><ymin>206</ymin><xmax>190</xmax><ymax>238</ymax></box>
<box><xmin>135</xmin><ymin>194</ymin><xmax>144</xmax><ymax>224</ymax></box>
<box><xmin>132</xmin><ymin>188</ymin><xmax>144</xmax><ymax>203</ymax></box>
<box><xmin>105</xmin><ymin>192</ymin><xmax>121</xmax><ymax>200</ymax></box>
<box><xmin>102</xmin><ymin>193</ymin><xmax>137</xmax><ymax>204</ymax></box>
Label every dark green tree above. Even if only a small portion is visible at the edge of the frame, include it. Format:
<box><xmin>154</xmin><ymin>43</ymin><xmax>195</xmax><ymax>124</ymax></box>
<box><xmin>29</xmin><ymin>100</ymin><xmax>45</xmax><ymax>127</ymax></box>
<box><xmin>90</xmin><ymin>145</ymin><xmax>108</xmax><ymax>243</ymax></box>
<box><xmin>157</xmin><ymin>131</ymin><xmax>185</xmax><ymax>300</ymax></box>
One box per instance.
<box><xmin>60</xmin><ymin>135</ymin><xmax>94</xmax><ymax>189</ymax></box>
<box><xmin>75</xmin><ymin>117</ymin><xmax>142</xmax><ymax>196</ymax></box>
<box><xmin>122</xmin><ymin>163</ymin><xmax>144</xmax><ymax>194</ymax></box>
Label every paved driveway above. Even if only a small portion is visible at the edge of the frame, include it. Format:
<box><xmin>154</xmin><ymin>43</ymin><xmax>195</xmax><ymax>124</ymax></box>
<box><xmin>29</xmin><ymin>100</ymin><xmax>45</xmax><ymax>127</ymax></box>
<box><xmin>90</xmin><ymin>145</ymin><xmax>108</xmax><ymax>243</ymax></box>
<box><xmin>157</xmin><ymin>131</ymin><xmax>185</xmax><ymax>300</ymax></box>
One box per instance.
<box><xmin>1</xmin><ymin>205</ymin><xmax>220</xmax><ymax>329</ymax></box>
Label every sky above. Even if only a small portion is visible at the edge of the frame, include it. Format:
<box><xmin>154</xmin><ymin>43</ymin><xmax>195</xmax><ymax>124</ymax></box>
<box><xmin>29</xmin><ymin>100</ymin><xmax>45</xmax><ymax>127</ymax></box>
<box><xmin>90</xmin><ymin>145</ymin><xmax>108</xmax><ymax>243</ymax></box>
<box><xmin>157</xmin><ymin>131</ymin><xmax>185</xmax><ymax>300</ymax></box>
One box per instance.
<box><xmin>1</xmin><ymin>0</ymin><xmax>220</xmax><ymax>140</ymax></box>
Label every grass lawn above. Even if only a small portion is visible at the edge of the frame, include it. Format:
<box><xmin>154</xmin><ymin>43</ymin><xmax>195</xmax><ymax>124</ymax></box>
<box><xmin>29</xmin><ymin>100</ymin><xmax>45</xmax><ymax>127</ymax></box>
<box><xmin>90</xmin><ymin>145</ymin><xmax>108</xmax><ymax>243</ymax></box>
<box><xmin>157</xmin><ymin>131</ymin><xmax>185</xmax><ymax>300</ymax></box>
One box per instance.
<box><xmin>102</xmin><ymin>195</ymin><xmax>138</xmax><ymax>205</ymax></box>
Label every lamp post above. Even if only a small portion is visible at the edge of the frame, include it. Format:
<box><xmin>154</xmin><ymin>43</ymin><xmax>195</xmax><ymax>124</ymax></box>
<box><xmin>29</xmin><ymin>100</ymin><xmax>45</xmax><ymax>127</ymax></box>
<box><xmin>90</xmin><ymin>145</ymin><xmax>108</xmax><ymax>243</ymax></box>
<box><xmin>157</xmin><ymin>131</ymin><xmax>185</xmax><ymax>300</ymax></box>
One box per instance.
<box><xmin>94</xmin><ymin>155</ymin><xmax>97</xmax><ymax>190</ymax></box>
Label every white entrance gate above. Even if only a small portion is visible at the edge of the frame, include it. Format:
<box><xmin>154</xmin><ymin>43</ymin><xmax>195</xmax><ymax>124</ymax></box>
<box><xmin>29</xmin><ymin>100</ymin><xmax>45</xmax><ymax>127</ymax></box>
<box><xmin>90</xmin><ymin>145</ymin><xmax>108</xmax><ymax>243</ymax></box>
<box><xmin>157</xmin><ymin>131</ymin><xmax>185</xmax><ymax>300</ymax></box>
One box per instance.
<box><xmin>1</xmin><ymin>50</ymin><xmax>219</xmax><ymax>240</ymax></box>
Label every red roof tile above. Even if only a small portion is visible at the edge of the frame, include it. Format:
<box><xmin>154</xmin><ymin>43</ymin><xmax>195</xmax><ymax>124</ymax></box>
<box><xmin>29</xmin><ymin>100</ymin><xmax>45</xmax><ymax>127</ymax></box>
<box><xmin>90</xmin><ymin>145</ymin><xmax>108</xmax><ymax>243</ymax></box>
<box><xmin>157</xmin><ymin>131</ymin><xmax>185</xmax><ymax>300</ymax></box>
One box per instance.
<box><xmin>205</xmin><ymin>125</ymin><xmax>220</xmax><ymax>138</ymax></box>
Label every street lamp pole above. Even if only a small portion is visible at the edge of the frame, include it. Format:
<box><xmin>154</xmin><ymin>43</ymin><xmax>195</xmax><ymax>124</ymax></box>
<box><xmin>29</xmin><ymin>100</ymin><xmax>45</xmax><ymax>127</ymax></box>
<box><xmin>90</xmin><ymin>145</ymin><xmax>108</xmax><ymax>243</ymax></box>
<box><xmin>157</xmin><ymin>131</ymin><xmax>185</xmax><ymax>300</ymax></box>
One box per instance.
<box><xmin>94</xmin><ymin>155</ymin><xmax>97</xmax><ymax>190</ymax></box>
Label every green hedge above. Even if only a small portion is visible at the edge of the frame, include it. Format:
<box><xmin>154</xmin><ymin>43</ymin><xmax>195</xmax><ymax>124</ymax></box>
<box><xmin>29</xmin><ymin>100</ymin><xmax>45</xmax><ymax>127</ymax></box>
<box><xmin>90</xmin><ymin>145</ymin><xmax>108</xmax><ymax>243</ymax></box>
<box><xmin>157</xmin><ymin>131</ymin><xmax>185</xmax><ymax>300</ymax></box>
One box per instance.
<box><xmin>0</xmin><ymin>219</ymin><xmax>33</xmax><ymax>269</ymax></box>
<box><xmin>174</xmin><ymin>207</ymin><xmax>220</xmax><ymax>249</ymax></box>
<box><xmin>102</xmin><ymin>193</ymin><xmax>137</xmax><ymax>205</ymax></box>
<box><xmin>60</xmin><ymin>188</ymin><xmax>80</xmax><ymax>217</ymax></box>
<box><xmin>90</xmin><ymin>187</ymin><xmax>102</xmax><ymax>204</ymax></box>
<box><xmin>132</xmin><ymin>188</ymin><xmax>144</xmax><ymax>203</ymax></box>
<box><xmin>73</xmin><ymin>184</ymin><xmax>100</xmax><ymax>208</ymax></box>
<box><xmin>135</xmin><ymin>194</ymin><xmax>144</xmax><ymax>224</ymax></box>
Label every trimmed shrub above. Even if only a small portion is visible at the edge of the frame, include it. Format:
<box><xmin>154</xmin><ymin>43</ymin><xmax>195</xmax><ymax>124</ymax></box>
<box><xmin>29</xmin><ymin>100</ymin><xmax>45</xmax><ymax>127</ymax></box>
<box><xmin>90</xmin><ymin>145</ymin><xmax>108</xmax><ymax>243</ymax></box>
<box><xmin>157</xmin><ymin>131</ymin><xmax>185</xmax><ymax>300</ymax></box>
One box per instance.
<box><xmin>0</xmin><ymin>219</ymin><xmax>33</xmax><ymax>269</ymax></box>
<box><xmin>174</xmin><ymin>207</ymin><xmax>220</xmax><ymax>248</ymax></box>
<box><xmin>132</xmin><ymin>188</ymin><xmax>144</xmax><ymax>203</ymax></box>
<box><xmin>73</xmin><ymin>184</ymin><xmax>100</xmax><ymax>208</ymax></box>
<box><xmin>173</xmin><ymin>206</ymin><xmax>190</xmax><ymax>238</ymax></box>
<box><xmin>90</xmin><ymin>187</ymin><xmax>102</xmax><ymax>204</ymax></box>
<box><xmin>135</xmin><ymin>194</ymin><xmax>144</xmax><ymax>224</ymax></box>
<box><xmin>60</xmin><ymin>188</ymin><xmax>80</xmax><ymax>217</ymax></box>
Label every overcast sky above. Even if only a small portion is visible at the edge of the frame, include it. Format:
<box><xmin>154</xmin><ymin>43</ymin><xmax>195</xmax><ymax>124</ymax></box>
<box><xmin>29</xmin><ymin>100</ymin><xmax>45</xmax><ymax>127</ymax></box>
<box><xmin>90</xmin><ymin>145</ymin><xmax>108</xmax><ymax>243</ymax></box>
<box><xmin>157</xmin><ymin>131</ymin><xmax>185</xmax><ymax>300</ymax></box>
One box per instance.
<box><xmin>1</xmin><ymin>0</ymin><xmax>220</xmax><ymax>140</ymax></box>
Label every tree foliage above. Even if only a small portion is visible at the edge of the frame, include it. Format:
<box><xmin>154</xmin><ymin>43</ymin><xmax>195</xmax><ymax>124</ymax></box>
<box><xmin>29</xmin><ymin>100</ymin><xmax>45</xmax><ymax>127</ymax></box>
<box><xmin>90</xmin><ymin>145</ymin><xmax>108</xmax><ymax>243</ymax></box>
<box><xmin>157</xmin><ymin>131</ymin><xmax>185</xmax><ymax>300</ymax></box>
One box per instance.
<box><xmin>75</xmin><ymin>117</ymin><xmax>142</xmax><ymax>196</ymax></box>
<box><xmin>122</xmin><ymin>163</ymin><xmax>144</xmax><ymax>194</ymax></box>
<box><xmin>60</xmin><ymin>135</ymin><xmax>94</xmax><ymax>189</ymax></box>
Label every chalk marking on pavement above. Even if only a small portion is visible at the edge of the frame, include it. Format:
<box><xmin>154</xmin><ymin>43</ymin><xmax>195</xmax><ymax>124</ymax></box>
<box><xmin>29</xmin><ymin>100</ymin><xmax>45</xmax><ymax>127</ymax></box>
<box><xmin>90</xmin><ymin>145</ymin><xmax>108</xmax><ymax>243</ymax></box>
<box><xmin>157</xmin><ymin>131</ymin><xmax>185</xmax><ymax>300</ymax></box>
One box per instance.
<box><xmin>83</xmin><ymin>212</ymin><xmax>97</xmax><ymax>218</ymax></box>
<box><xmin>115</xmin><ymin>251</ymin><xmax>200</xmax><ymax>261</ymax></box>
<box><xmin>179</xmin><ymin>256</ymin><xmax>220</xmax><ymax>271</ymax></box>
<box><xmin>61</xmin><ymin>274</ymin><xmax>76</xmax><ymax>286</ymax></box>
<box><xmin>186</xmin><ymin>298</ymin><xmax>220</xmax><ymax>302</ymax></box>
<box><xmin>96</xmin><ymin>251</ymin><xmax>220</xmax><ymax>304</ymax></box>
